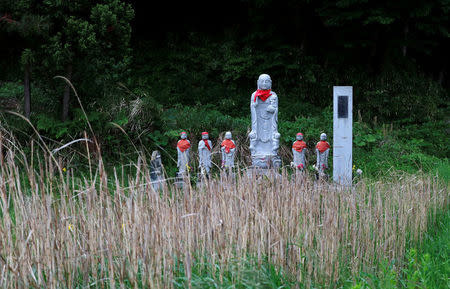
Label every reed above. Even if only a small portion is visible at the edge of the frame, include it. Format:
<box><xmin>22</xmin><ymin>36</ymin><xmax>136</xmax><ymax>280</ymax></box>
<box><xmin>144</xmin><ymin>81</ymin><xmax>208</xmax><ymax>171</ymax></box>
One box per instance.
<box><xmin>0</xmin><ymin>130</ymin><xmax>447</xmax><ymax>288</ymax></box>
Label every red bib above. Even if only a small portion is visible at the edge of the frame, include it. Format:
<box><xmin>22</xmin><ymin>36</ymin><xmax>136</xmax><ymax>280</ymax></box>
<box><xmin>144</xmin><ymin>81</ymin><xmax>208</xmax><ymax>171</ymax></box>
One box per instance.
<box><xmin>177</xmin><ymin>139</ymin><xmax>190</xmax><ymax>152</ymax></box>
<box><xmin>292</xmin><ymin>140</ymin><xmax>307</xmax><ymax>152</ymax></box>
<box><xmin>316</xmin><ymin>141</ymin><xmax>330</xmax><ymax>153</ymax></box>
<box><xmin>221</xmin><ymin>139</ymin><xmax>236</xmax><ymax>154</ymax></box>
<box><xmin>253</xmin><ymin>89</ymin><xmax>272</xmax><ymax>102</ymax></box>
<box><xmin>203</xmin><ymin>139</ymin><xmax>211</xmax><ymax>151</ymax></box>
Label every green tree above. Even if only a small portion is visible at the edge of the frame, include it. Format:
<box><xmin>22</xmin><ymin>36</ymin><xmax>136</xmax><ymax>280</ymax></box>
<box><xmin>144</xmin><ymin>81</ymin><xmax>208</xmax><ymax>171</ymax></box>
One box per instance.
<box><xmin>39</xmin><ymin>0</ymin><xmax>134</xmax><ymax>121</ymax></box>
<box><xmin>0</xmin><ymin>1</ymin><xmax>49</xmax><ymax>118</ymax></box>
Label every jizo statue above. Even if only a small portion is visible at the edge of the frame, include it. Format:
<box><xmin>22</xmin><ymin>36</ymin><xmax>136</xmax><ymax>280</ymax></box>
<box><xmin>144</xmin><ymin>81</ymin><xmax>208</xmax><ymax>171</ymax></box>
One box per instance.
<box><xmin>292</xmin><ymin>132</ymin><xmax>307</xmax><ymax>170</ymax></box>
<box><xmin>249</xmin><ymin>74</ymin><xmax>281</xmax><ymax>168</ymax></box>
<box><xmin>198</xmin><ymin>131</ymin><xmax>212</xmax><ymax>175</ymax></box>
<box><xmin>177</xmin><ymin>131</ymin><xmax>191</xmax><ymax>174</ymax></box>
<box><xmin>316</xmin><ymin>133</ymin><xmax>330</xmax><ymax>176</ymax></box>
<box><xmin>221</xmin><ymin>131</ymin><xmax>236</xmax><ymax>169</ymax></box>
<box><xmin>150</xmin><ymin>150</ymin><xmax>164</xmax><ymax>191</ymax></box>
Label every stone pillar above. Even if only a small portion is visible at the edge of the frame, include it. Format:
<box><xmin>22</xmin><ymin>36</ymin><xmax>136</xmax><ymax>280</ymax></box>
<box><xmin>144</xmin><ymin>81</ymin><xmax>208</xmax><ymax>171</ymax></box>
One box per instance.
<box><xmin>333</xmin><ymin>86</ymin><xmax>353</xmax><ymax>185</ymax></box>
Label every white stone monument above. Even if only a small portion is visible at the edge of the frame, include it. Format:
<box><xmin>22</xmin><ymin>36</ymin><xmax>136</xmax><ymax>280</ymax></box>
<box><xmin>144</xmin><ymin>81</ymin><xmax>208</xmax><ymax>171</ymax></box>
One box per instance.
<box><xmin>333</xmin><ymin>86</ymin><xmax>353</xmax><ymax>185</ymax></box>
<box><xmin>249</xmin><ymin>74</ymin><xmax>281</xmax><ymax>169</ymax></box>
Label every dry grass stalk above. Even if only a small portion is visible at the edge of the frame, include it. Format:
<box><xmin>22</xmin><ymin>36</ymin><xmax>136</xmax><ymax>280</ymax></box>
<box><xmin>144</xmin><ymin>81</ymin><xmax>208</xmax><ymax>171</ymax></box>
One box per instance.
<box><xmin>0</xmin><ymin>131</ymin><xmax>447</xmax><ymax>288</ymax></box>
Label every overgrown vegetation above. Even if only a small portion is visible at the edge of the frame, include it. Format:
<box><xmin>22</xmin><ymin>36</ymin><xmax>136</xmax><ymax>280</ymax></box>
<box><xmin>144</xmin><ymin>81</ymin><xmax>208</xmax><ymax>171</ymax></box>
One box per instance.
<box><xmin>0</xmin><ymin>130</ymin><xmax>448</xmax><ymax>288</ymax></box>
<box><xmin>0</xmin><ymin>1</ymin><xmax>449</xmax><ymax>287</ymax></box>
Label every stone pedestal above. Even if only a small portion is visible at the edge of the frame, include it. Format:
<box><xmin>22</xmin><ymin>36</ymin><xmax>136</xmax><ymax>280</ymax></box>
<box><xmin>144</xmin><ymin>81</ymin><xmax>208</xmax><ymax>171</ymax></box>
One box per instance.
<box><xmin>174</xmin><ymin>172</ymin><xmax>188</xmax><ymax>189</ymax></box>
<box><xmin>196</xmin><ymin>172</ymin><xmax>209</xmax><ymax>189</ymax></box>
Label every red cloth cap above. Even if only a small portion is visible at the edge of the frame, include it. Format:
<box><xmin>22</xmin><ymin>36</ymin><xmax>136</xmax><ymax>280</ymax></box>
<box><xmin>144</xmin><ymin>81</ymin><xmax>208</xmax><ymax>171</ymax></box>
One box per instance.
<box><xmin>296</xmin><ymin>133</ymin><xmax>303</xmax><ymax>136</ymax></box>
<box><xmin>201</xmin><ymin>132</ymin><xmax>208</xmax><ymax>135</ymax></box>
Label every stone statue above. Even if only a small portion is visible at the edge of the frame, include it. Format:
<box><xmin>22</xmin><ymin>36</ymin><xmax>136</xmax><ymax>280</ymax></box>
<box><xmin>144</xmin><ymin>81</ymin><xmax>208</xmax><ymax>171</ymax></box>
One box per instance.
<box><xmin>198</xmin><ymin>131</ymin><xmax>212</xmax><ymax>175</ymax></box>
<box><xmin>150</xmin><ymin>150</ymin><xmax>164</xmax><ymax>191</ymax></box>
<box><xmin>249</xmin><ymin>74</ymin><xmax>281</xmax><ymax>168</ymax></box>
<box><xmin>177</xmin><ymin>131</ymin><xmax>191</xmax><ymax>174</ymax></box>
<box><xmin>221</xmin><ymin>131</ymin><xmax>236</xmax><ymax>169</ymax></box>
<box><xmin>292</xmin><ymin>132</ymin><xmax>307</xmax><ymax>170</ymax></box>
<box><xmin>316</xmin><ymin>133</ymin><xmax>330</xmax><ymax>177</ymax></box>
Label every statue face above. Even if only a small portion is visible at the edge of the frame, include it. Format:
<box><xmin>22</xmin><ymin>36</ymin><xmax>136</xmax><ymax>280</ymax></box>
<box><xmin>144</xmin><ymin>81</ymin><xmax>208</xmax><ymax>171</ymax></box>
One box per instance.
<box><xmin>296</xmin><ymin>134</ymin><xmax>303</xmax><ymax>141</ymax></box>
<box><xmin>225</xmin><ymin>132</ymin><xmax>232</xmax><ymax>139</ymax></box>
<box><xmin>180</xmin><ymin>132</ymin><xmax>187</xmax><ymax>139</ymax></box>
<box><xmin>202</xmin><ymin>134</ymin><xmax>209</xmax><ymax>140</ymax></box>
<box><xmin>320</xmin><ymin>133</ymin><xmax>327</xmax><ymax>141</ymax></box>
<box><xmin>257</xmin><ymin>74</ymin><xmax>272</xmax><ymax>90</ymax></box>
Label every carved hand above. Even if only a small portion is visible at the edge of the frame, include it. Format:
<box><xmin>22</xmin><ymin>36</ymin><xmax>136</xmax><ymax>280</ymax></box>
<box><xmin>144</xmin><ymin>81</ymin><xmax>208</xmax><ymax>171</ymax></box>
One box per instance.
<box><xmin>249</xmin><ymin>131</ymin><xmax>257</xmax><ymax>139</ymax></box>
<box><xmin>267</xmin><ymin>105</ymin><xmax>276</xmax><ymax>113</ymax></box>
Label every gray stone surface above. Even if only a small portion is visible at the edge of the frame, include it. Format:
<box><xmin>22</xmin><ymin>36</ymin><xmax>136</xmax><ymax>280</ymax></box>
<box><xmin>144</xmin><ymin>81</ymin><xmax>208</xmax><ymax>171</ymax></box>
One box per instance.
<box><xmin>221</xmin><ymin>131</ymin><xmax>236</xmax><ymax>169</ymax></box>
<box><xmin>292</xmin><ymin>133</ymin><xmax>307</xmax><ymax>171</ymax></box>
<box><xmin>177</xmin><ymin>131</ymin><xmax>190</xmax><ymax>174</ymax></box>
<box><xmin>316</xmin><ymin>133</ymin><xmax>330</xmax><ymax>177</ymax></box>
<box><xmin>198</xmin><ymin>132</ymin><xmax>212</xmax><ymax>175</ymax></box>
<box><xmin>150</xmin><ymin>150</ymin><xmax>164</xmax><ymax>191</ymax></box>
<box><xmin>333</xmin><ymin>86</ymin><xmax>353</xmax><ymax>185</ymax></box>
<box><xmin>249</xmin><ymin>74</ymin><xmax>281</xmax><ymax>169</ymax></box>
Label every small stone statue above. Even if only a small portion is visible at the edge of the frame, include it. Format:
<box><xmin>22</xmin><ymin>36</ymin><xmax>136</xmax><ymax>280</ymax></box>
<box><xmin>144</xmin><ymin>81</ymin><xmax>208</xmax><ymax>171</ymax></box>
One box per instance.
<box><xmin>316</xmin><ymin>133</ymin><xmax>330</xmax><ymax>177</ymax></box>
<box><xmin>249</xmin><ymin>74</ymin><xmax>281</xmax><ymax>168</ymax></box>
<box><xmin>150</xmin><ymin>150</ymin><xmax>164</xmax><ymax>191</ymax></box>
<box><xmin>292</xmin><ymin>132</ymin><xmax>307</xmax><ymax>170</ymax></box>
<box><xmin>177</xmin><ymin>131</ymin><xmax>191</xmax><ymax>174</ymax></box>
<box><xmin>221</xmin><ymin>131</ymin><xmax>236</xmax><ymax>169</ymax></box>
<box><xmin>198</xmin><ymin>131</ymin><xmax>212</xmax><ymax>175</ymax></box>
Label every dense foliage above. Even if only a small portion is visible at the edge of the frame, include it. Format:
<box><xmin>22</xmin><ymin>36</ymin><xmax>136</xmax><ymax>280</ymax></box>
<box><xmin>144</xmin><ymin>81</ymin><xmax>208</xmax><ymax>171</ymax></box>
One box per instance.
<box><xmin>0</xmin><ymin>0</ymin><xmax>448</xmax><ymax>176</ymax></box>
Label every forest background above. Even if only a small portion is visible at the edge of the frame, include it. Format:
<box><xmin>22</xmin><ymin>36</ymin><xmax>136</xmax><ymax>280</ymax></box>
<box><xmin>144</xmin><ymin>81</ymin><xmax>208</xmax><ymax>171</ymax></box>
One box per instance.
<box><xmin>0</xmin><ymin>0</ymin><xmax>449</xmax><ymax>177</ymax></box>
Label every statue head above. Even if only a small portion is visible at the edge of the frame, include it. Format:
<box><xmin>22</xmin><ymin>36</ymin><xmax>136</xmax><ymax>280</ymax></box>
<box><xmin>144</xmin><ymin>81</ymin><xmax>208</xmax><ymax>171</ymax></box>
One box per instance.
<box><xmin>151</xmin><ymin>150</ymin><xmax>161</xmax><ymax>160</ymax></box>
<box><xmin>201</xmin><ymin>132</ymin><xmax>209</xmax><ymax>140</ymax></box>
<box><xmin>257</xmin><ymin>74</ymin><xmax>272</xmax><ymax>90</ymax></box>
<box><xmin>296</xmin><ymin>132</ymin><xmax>303</xmax><ymax>141</ymax></box>
<box><xmin>225</xmin><ymin>131</ymin><xmax>232</xmax><ymax>140</ymax></box>
<box><xmin>320</xmin><ymin>133</ymin><xmax>327</xmax><ymax>141</ymax></box>
<box><xmin>180</xmin><ymin>131</ymin><xmax>187</xmax><ymax>139</ymax></box>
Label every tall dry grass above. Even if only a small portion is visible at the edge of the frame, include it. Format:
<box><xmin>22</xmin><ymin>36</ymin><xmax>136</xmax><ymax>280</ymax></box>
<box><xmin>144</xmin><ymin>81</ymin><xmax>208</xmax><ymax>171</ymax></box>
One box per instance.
<box><xmin>0</xmin><ymin>130</ymin><xmax>448</xmax><ymax>288</ymax></box>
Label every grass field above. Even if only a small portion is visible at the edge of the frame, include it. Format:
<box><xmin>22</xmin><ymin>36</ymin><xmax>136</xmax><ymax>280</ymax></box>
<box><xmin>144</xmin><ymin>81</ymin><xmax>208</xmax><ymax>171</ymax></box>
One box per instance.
<box><xmin>0</xmin><ymin>129</ymin><xmax>448</xmax><ymax>288</ymax></box>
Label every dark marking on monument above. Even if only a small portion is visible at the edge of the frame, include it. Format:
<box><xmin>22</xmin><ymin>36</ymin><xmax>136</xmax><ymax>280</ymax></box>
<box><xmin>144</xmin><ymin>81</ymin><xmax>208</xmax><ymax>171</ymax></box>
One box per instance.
<box><xmin>338</xmin><ymin>95</ymin><xmax>348</xmax><ymax>118</ymax></box>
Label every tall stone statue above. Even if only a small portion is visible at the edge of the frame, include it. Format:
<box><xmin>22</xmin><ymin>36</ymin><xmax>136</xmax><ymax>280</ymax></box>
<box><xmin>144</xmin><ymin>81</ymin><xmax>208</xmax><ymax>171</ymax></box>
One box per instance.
<box><xmin>198</xmin><ymin>131</ymin><xmax>212</xmax><ymax>175</ymax></box>
<box><xmin>249</xmin><ymin>74</ymin><xmax>281</xmax><ymax>168</ymax></box>
<box><xmin>316</xmin><ymin>133</ymin><xmax>330</xmax><ymax>177</ymax></box>
<box><xmin>292</xmin><ymin>132</ymin><xmax>307</xmax><ymax>170</ymax></box>
<box><xmin>177</xmin><ymin>131</ymin><xmax>191</xmax><ymax>174</ymax></box>
<box><xmin>221</xmin><ymin>131</ymin><xmax>236</xmax><ymax>169</ymax></box>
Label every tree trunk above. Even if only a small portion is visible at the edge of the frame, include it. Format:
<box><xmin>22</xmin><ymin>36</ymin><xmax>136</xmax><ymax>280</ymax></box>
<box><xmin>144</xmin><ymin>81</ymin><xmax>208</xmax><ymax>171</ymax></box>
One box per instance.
<box><xmin>402</xmin><ymin>23</ymin><xmax>409</xmax><ymax>57</ymax></box>
<box><xmin>438</xmin><ymin>58</ymin><xmax>447</xmax><ymax>86</ymax></box>
<box><xmin>24</xmin><ymin>63</ymin><xmax>31</xmax><ymax>119</ymax></box>
<box><xmin>62</xmin><ymin>64</ymin><xmax>72</xmax><ymax>122</ymax></box>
